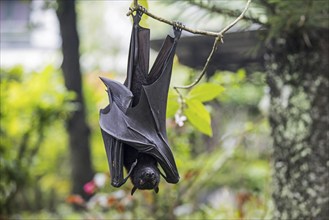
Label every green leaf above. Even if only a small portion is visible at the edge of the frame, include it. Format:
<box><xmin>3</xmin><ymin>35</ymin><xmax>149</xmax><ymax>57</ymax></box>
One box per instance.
<box><xmin>187</xmin><ymin>83</ymin><xmax>224</xmax><ymax>102</ymax></box>
<box><xmin>236</xmin><ymin>69</ymin><xmax>246</xmax><ymax>81</ymax></box>
<box><xmin>166</xmin><ymin>89</ymin><xmax>179</xmax><ymax>118</ymax></box>
<box><xmin>184</xmin><ymin>99</ymin><xmax>212</xmax><ymax>136</ymax></box>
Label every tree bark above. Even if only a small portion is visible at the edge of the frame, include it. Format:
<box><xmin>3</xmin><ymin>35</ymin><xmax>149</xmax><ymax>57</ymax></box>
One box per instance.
<box><xmin>266</xmin><ymin>30</ymin><xmax>329</xmax><ymax>219</ymax></box>
<box><xmin>56</xmin><ymin>0</ymin><xmax>94</xmax><ymax>199</ymax></box>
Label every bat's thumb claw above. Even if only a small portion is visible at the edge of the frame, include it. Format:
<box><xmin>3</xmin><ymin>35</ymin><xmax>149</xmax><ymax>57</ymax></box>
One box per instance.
<box><xmin>99</xmin><ymin>77</ymin><xmax>111</xmax><ymax>87</ymax></box>
<box><xmin>131</xmin><ymin>186</ymin><xmax>137</xmax><ymax>196</ymax></box>
<box><xmin>132</xmin><ymin>159</ymin><xmax>138</xmax><ymax>168</ymax></box>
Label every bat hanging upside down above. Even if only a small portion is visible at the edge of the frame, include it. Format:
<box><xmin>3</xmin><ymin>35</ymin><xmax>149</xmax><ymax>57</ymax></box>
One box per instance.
<box><xmin>99</xmin><ymin>10</ymin><xmax>182</xmax><ymax>195</ymax></box>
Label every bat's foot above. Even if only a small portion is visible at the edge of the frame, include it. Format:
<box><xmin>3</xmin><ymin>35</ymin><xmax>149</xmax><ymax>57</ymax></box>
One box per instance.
<box><xmin>137</xmin><ymin>8</ymin><xmax>144</xmax><ymax>18</ymax></box>
<box><xmin>137</xmin><ymin>5</ymin><xmax>147</xmax><ymax>14</ymax></box>
<box><xmin>173</xmin><ymin>22</ymin><xmax>183</xmax><ymax>39</ymax></box>
<box><xmin>133</xmin><ymin>7</ymin><xmax>144</xmax><ymax>24</ymax></box>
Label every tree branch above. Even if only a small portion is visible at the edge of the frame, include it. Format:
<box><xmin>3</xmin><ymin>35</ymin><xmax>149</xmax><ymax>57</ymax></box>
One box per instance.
<box><xmin>127</xmin><ymin>5</ymin><xmax>220</xmax><ymax>37</ymax></box>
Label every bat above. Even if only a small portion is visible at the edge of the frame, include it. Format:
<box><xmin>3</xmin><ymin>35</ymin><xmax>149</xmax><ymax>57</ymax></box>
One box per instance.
<box><xmin>99</xmin><ymin>10</ymin><xmax>181</xmax><ymax>195</ymax></box>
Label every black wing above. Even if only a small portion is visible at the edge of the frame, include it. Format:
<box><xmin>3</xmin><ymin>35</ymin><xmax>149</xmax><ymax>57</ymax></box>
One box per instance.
<box><xmin>99</xmin><ymin>77</ymin><xmax>133</xmax><ymax>187</ymax></box>
<box><xmin>99</xmin><ymin>12</ymin><xmax>144</xmax><ymax>187</ymax></box>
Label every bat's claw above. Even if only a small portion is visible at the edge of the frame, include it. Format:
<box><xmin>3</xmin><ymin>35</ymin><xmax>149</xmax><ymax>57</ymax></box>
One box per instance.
<box><xmin>131</xmin><ymin>186</ymin><xmax>137</xmax><ymax>196</ymax></box>
<box><xmin>133</xmin><ymin>7</ymin><xmax>145</xmax><ymax>24</ymax></box>
<box><xmin>137</xmin><ymin>8</ymin><xmax>144</xmax><ymax>18</ymax></box>
<box><xmin>131</xmin><ymin>159</ymin><xmax>138</xmax><ymax>169</ymax></box>
<box><xmin>138</xmin><ymin>5</ymin><xmax>147</xmax><ymax>14</ymax></box>
<box><xmin>173</xmin><ymin>22</ymin><xmax>183</xmax><ymax>39</ymax></box>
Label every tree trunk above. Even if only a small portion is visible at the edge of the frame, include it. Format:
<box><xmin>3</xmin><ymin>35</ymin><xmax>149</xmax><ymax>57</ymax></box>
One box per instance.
<box><xmin>56</xmin><ymin>0</ymin><xmax>94</xmax><ymax>199</ymax></box>
<box><xmin>266</xmin><ymin>30</ymin><xmax>329</xmax><ymax>219</ymax></box>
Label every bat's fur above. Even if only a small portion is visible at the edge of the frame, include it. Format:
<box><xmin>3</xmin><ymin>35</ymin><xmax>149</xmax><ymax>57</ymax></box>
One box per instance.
<box><xmin>124</xmin><ymin>145</ymin><xmax>160</xmax><ymax>190</ymax></box>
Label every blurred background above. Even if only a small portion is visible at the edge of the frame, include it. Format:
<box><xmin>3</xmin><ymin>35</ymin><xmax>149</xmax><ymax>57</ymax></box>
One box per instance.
<box><xmin>0</xmin><ymin>0</ymin><xmax>328</xmax><ymax>219</ymax></box>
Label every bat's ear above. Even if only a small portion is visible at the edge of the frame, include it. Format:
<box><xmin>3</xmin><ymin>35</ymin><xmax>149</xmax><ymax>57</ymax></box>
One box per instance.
<box><xmin>154</xmin><ymin>186</ymin><xmax>159</xmax><ymax>194</ymax></box>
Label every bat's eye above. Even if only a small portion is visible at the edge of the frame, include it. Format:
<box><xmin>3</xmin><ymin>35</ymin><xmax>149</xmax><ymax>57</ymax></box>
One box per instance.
<box><xmin>139</xmin><ymin>179</ymin><xmax>144</xmax><ymax>185</ymax></box>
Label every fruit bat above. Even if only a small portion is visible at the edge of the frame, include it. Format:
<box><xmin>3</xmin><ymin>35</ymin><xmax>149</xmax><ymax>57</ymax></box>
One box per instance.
<box><xmin>99</xmin><ymin>10</ymin><xmax>181</xmax><ymax>195</ymax></box>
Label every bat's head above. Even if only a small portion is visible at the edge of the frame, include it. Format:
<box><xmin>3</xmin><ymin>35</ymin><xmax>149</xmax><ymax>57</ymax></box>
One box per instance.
<box><xmin>130</xmin><ymin>154</ymin><xmax>160</xmax><ymax>195</ymax></box>
<box><xmin>133</xmin><ymin>166</ymin><xmax>160</xmax><ymax>189</ymax></box>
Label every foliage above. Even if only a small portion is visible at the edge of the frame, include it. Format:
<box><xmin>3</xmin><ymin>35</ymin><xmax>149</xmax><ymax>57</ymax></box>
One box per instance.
<box><xmin>259</xmin><ymin>0</ymin><xmax>329</xmax><ymax>41</ymax></box>
<box><xmin>187</xmin><ymin>83</ymin><xmax>225</xmax><ymax>103</ymax></box>
<box><xmin>213</xmin><ymin>69</ymin><xmax>265</xmax><ymax>107</ymax></box>
<box><xmin>0</xmin><ymin>65</ymin><xmax>75</xmax><ymax>213</ymax></box>
<box><xmin>183</xmin><ymin>83</ymin><xmax>224</xmax><ymax>136</ymax></box>
<box><xmin>184</xmin><ymin>98</ymin><xmax>212</xmax><ymax>136</ymax></box>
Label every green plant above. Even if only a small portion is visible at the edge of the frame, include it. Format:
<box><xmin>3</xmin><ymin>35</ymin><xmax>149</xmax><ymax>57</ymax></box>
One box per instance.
<box><xmin>0</xmin><ymin>65</ymin><xmax>75</xmax><ymax>214</ymax></box>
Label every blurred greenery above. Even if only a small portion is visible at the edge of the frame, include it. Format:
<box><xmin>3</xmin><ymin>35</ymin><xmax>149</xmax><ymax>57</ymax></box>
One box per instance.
<box><xmin>0</xmin><ymin>1</ymin><xmax>273</xmax><ymax>219</ymax></box>
<box><xmin>0</xmin><ymin>62</ymin><xmax>271</xmax><ymax>219</ymax></box>
<box><xmin>0</xmin><ymin>65</ymin><xmax>75</xmax><ymax>213</ymax></box>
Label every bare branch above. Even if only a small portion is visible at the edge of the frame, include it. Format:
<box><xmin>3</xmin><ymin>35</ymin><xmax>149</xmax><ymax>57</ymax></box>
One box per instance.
<box><xmin>219</xmin><ymin>0</ymin><xmax>251</xmax><ymax>35</ymax></box>
<box><xmin>174</xmin><ymin>35</ymin><xmax>221</xmax><ymax>89</ymax></box>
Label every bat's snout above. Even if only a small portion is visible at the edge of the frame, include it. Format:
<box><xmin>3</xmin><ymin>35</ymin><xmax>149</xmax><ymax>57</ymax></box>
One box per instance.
<box><xmin>145</xmin><ymin>171</ymin><xmax>155</xmax><ymax>178</ymax></box>
<box><xmin>132</xmin><ymin>166</ymin><xmax>160</xmax><ymax>190</ymax></box>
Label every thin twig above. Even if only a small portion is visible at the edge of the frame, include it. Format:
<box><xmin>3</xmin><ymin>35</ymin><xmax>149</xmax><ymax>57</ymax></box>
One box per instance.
<box><xmin>174</xmin><ymin>36</ymin><xmax>221</xmax><ymax>89</ymax></box>
<box><xmin>133</xmin><ymin>0</ymin><xmax>138</xmax><ymax>8</ymax></box>
<box><xmin>219</xmin><ymin>0</ymin><xmax>252</xmax><ymax>35</ymax></box>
